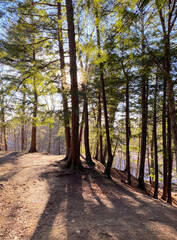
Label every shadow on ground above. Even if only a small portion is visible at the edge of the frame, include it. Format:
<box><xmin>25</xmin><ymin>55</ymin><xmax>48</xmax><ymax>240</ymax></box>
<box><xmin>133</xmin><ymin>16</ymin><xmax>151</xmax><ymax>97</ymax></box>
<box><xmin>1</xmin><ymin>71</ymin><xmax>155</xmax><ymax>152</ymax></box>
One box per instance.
<box><xmin>0</xmin><ymin>152</ymin><xmax>24</xmax><ymax>166</ymax></box>
<box><xmin>30</xmin><ymin>160</ymin><xmax>177</xmax><ymax>240</ymax></box>
<box><xmin>0</xmin><ymin>152</ymin><xmax>24</xmax><ymax>182</ymax></box>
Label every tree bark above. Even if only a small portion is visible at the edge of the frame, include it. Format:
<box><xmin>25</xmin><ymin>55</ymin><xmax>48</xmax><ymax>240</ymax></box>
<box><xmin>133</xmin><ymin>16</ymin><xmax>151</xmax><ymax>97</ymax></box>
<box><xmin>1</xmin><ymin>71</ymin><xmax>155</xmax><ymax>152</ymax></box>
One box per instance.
<box><xmin>21</xmin><ymin>90</ymin><xmax>26</xmax><ymax>151</ymax></box>
<box><xmin>2</xmin><ymin>103</ymin><xmax>7</xmax><ymax>151</ymax></box>
<box><xmin>79</xmin><ymin>101</ymin><xmax>85</xmax><ymax>146</ymax></box>
<box><xmin>0</xmin><ymin>131</ymin><xmax>2</xmax><ymax>151</ymax></box>
<box><xmin>167</xmin><ymin>106</ymin><xmax>172</xmax><ymax>204</ymax></box>
<box><xmin>165</xmin><ymin>35</ymin><xmax>177</xmax><ymax>170</ymax></box>
<box><xmin>29</xmin><ymin>48</ymin><xmax>38</xmax><ymax>153</ymax></box>
<box><xmin>93</xmin><ymin>103</ymin><xmax>99</xmax><ymax>160</ymax></box>
<box><xmin>138</xmin><ymin>11</ymin><xmax>148</xmax><ymax>189</ymax></box>
<box><xmin>136</xmin><ymin>132</ymin><xmax>141</xmax><ymax>178</ymax></box>
<box><xmin>57</xmin><ymin>1</ymin><xmax>70</xmax><ymax>159</ymax></box>
<box><xmin>162</xmin><ymin>76</ymin><xmax>168</xmax><ymax>200</ymax></box>
<box><xmin>138</xmin><ymin>68</ymin><xmax>148</xmax><ymax>189</ymax></box>
<box><xmin>157</xmin><ymin>4</ymin><xmax>177</xmax><ymax>170</ymax></box>
<box><xmin>83</xmin><ymin>84</ymin><xmax>95</xmax><ymax>165</ymax></box>
<box><xmin>48</xmin><ymin>127</ymin><xmax>52</xmax><ymax>153</ymax></box>
<box><xmin>153</xmin><ymin>75</ymin><xmax>158</xmax><ymax>199</ymax></box>
<box><xmin>100</xmin><ymin>67</ymin><xmax>113</xmax><ymax>177</ymax></box>
<box><xmin>29</xmin><ymin>78</ymin><xmax>38</xmax><ymax>153</ymax></box>
<box><xmin>58</xmin><ymin>135</ymin><xmax>61</xmax><ymax>155</ymax></box>
<box><xmin>103</xmin><ymin>144</ymin><xmax>107</xmax><ymax>164</ymax></box>
<box><xmin>98</xmin><ymin>93</ymin><xmax>104</xmax><ymax>163</ymax></box>
<box><xmin>95</xmin><ymin>9</ymin><xmax>113</xmax><ymax>177</ymax></box>
<box><xmin>150</xmin><ymin>131</ymin><xmax>154</xmax><ymax>185</ymax></box>
<box><xmin>65</xmin><ymin>0</ymin><xmax>82</xmax><ymax>169</ymax></box>
<box><xmin>125</xmin><ymin>71</ymin><xmax>131</xmax><ymax>185</ymax></box>
<box><xmin>0</xmin><ymin>92</ymin><xmax>7</xmax><ymax>151</ymax></box>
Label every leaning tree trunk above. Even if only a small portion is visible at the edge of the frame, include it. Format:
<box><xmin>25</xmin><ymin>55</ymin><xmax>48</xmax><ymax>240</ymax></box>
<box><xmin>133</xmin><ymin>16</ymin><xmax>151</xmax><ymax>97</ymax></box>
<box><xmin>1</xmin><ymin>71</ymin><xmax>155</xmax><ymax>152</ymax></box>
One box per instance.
<box><xmin>65</xmin><ymin>0</ymin><xmax>82</xmax><ymax>169</ymax></box>
<box><xmin>57</xmin><ymin>1</ymin><xmax>70</xmax><ymax>159</ymax></box>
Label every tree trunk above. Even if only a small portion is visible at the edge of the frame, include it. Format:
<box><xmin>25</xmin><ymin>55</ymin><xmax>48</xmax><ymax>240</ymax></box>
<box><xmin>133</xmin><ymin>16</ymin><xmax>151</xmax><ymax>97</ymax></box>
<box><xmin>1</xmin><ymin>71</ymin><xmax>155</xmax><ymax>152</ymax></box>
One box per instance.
<box><xmin>21</xmin><ymin>124</ymin><xmax>25</xmax><ymax>151</ymax></box>
<box><xmin>0</xmin><ymin>92</ymin><xmax>7</xmax><ymax>151</ymax></box>
<box><xmin>65</xmin><ymin>0</ymin><xmax>82</xmax><ymax>169</ymax></box>
<box><xmin>95</xmin><ymin>9</ymin><xmax>113</xmax><ymax>177</ymax></box>
<box><xmin>93</xmin><ymin>104</ymin><xmax>99</xmax><ymax>160</ymax></box>
<box><xmin>167</xmin><ymin>106</ymin><xmax>172</xmax><ymax>204</ymax></box>
<box><xmin>2</xmin><ymin>107</ymin><xmax>7</xmax><ymax>151</ymax></box>
<box><xmin>29</xmin><ymin>82</ymin><xmax>38</xmax><ymax>153</ymax></box>
<box><xmin>29</xmin><ymin>49</ymin><xmax>38</xmax><ymax>153</ymax></box>
<box><xmin>95</xmin><ymin>141</ymin><xmax>99</xmax><ymax>160</ymax></box>
<box><xmin>165</xmin><ymin>35</ymin><xmax>177</xmax><ymax>170</ymax></box>
<box><xmin>57</xmin><ymin>1</ymin><xmax>70</xmax><ymax>159</ymax></box>
<box><xmin>21</xmin><ymin>91</ymin><xmax>26</xmax><ymax>151</ymax></box>
<box><xmin>113</xmin><ymin>137</ymin><xmax>119</xmax><ymax>160</ymax></box>
<box><xmin>103</xmin><ymin>144</ymin><xmax>107</xmax><ymax>164</ymax></box>
<box><xmin>138</xmin><ymin>72</ymin><xmax>148</xmax><ymax>189</ymax></box>
<box><xmin>48</xmin><ymin>127</ymin><xmax>52</xmax><ymax>153</ymax></box>
<box><xmin>157</xmin><ymin>5</ymin><xmax>177</xmax><ymax>170</ymax></box>
<box><xmin>147</xmin><ymin>147</ymin><xmax>151</xmax><ymax>184</ymax></box>
<box><xmin>138</xmin><ymin>12</ymin><xmax>148</xmax><ymax>189</ymax></box>
<box><xmin>98</xmin><ymin>93</ymin><xmax>104</xmax><ymax>163</ymax></box>
<box><xmin>58</xmin><ymin>135</ymin><xmax>61</xmax><ymax>155</ymax></box>
<box><xmin>84</xmin><ymin>84</ymin><xmax>95</xmax><ymax>165</ymax></box>
<box><xmin>153</xmin><ymin>75</ymin><xmax>158</xmax><ymax>199</ymax></box>
<box><xmin>150</xmin><ymin>131</ymin><xmax>154</xmax><ymax>185</ymax></box>
<box><xmin>79</xmin><ymin>101</ymin><xmax>85</xmax><ymax>146</ymax></box>
<box><xmin>0</xmin><ymin>130</ymin><xmax>2</xmax><ymax>151</ymax></box>
<box><xmin>162</xmin><ymin>76</ymin><xmax>168</xmax><ymax>200</ymax></box>
<box><xmin>136</xmin><ymin>132</ymin><xmax>141</xmax><ymax>178</ymax></box>
<box><xmin>14</xmin><ymin>131</ymin><xmax>16</xmax><ymax>151</ymax></box>
<box><xmin>125</xmin><ymin>73</ymin><xmax>131</xmax><ymax>185</ymax></box>
<box><xmin>100</xmin><ymin>67</ymin><xmax>113</xmax><ymax>177</ymax></box>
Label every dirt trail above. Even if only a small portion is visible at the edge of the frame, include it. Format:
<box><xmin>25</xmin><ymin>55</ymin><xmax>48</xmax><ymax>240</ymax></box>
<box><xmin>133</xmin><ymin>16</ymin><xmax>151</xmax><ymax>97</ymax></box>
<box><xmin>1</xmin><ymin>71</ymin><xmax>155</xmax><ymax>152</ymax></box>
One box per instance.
<box><xmin>0</xmin><ymin>151</ymin><xmax>177</xmax><ymax>240</ymax></box>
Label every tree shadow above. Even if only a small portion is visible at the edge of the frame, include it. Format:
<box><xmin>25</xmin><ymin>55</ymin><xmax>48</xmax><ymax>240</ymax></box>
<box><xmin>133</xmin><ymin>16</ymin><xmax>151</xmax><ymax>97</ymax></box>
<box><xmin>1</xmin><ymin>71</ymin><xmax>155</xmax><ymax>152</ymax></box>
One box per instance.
<box><xmin>30</xmin><ymin>168</ymin><xmax>85</xmax><ymax>240</ymax></box>
<box><xmin>0</xmin><ymin>171</ymin><xmax>19</xmax><ymax>181</ymax></box>
<box><xmin>0</xmin><ymin>152</ymin><xmax>24</xmax><ymax>182</ymax></box>
<box><xmin>0</xmin><ymin>152</ymin><xmax>23</xmax><ymax>166</ymax></box>
<box><xmin>30</xmin><ymin>163</ymin><xmax>177</xmax><ymax>240</ymax></box>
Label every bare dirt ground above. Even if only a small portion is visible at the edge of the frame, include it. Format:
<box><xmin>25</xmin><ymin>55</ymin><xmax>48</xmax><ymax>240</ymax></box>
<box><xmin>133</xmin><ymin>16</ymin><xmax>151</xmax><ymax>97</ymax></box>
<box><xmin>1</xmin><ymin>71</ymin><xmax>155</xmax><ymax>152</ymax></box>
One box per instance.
<box><xmin>0</xmin><ymin>151</ymin><xmax>177</xmax><ymax>240</ymax></box>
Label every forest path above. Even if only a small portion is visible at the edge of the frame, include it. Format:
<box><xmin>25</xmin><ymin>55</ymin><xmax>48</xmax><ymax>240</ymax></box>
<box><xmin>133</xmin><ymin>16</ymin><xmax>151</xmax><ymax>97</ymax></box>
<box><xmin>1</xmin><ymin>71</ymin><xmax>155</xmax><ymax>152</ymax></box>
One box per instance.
<box><xmin>0</xmin><ymin>151</ymin><xmax>177</xmax><ymax>240</ymax></box>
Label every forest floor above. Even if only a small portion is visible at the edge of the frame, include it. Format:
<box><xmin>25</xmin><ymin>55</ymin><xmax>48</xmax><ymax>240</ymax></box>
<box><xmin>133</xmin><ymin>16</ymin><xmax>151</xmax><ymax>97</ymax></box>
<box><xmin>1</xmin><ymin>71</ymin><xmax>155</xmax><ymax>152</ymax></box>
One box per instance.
<box><xmin>0</xmin><ymin>151</ymin><xmax>177</xmax><ymax>240</ymax></box>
